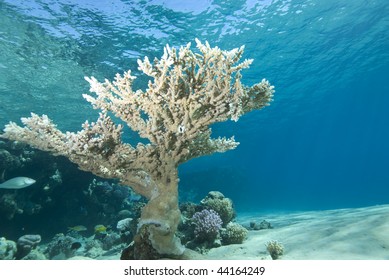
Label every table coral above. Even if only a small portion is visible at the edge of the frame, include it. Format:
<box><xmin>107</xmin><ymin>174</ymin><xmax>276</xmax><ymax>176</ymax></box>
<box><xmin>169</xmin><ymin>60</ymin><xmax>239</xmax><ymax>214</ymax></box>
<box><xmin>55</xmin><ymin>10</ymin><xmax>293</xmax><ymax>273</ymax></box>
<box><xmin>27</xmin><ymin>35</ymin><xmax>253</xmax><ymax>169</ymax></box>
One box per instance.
<box><xmin>1</xmin><ymin>39</ymin><xmax>274</xmax><ymax>258</ymax></box>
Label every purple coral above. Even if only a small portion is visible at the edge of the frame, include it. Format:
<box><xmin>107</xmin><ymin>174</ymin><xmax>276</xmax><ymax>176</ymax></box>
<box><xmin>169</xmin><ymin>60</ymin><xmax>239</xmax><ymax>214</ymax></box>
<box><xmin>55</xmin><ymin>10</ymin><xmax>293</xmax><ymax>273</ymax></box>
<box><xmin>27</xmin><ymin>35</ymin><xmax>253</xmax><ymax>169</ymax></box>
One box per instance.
<box><xmin>192</xmin><ymin>209</ymin><xmax>222</xmax><ymax>242</ymax></box>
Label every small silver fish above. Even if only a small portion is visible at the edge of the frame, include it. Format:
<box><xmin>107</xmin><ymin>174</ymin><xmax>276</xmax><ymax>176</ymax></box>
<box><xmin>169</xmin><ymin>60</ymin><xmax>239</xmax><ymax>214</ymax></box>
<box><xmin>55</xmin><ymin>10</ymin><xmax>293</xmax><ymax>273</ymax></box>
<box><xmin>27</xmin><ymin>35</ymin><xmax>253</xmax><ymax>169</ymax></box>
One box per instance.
<box><xmin>0</xmin><ymin>177</ymin><xmax>36</xmax><ymax>189</ymax></box>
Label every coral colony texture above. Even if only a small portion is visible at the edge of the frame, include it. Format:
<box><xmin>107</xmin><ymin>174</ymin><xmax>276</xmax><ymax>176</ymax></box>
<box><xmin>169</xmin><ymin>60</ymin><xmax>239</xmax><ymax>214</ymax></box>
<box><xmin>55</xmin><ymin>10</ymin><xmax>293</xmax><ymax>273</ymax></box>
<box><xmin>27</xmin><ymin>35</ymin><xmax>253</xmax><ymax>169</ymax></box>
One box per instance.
<box><xmin>1</xmin><ymin>39</ymin><xmax>274</xmax><ymax>259</ymax></box>
<box><xmin>192</xmin><ymin>209</ymin><xmax>223</xmax><ymax>242</ymax></box>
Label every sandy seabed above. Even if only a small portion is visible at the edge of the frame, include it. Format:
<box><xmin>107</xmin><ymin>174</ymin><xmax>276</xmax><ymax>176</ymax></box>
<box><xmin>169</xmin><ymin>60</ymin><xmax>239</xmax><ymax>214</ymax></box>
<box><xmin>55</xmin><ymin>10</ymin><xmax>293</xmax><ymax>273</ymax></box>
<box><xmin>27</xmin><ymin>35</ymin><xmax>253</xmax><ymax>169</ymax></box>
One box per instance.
<box><xmin>205</xmin><ymin>204</ymin><xmax>389</xmax><ymax>260</ymax></box>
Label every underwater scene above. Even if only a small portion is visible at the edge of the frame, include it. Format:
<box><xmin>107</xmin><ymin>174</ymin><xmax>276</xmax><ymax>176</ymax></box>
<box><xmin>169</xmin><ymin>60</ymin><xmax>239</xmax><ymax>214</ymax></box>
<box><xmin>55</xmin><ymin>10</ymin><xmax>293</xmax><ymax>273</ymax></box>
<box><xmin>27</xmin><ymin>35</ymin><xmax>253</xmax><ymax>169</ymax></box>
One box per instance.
<box><xmin>0</xmin><ymin>0</ymin><xmax>388</xmax><ymax>260</ymax></box>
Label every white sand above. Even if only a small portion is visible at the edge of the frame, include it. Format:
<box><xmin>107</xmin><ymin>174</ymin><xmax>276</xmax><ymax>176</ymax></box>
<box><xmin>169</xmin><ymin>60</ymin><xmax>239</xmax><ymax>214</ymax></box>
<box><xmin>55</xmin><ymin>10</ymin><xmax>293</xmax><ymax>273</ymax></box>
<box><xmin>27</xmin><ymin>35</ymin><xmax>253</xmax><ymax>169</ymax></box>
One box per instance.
<box><xmin>206</xmin><ymin>204</ymin><xmax>389</xmax><ymax>260</ymax></box>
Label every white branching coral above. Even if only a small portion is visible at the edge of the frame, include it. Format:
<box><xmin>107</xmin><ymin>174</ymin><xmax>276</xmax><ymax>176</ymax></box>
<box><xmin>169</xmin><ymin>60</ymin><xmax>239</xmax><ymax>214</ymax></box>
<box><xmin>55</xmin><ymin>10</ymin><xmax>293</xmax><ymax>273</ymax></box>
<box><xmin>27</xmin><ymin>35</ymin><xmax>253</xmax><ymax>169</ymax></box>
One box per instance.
<box><xmin>1</xmin><ymin>39</ymin><xmax>274</xmax><ymax>258</ymax></box>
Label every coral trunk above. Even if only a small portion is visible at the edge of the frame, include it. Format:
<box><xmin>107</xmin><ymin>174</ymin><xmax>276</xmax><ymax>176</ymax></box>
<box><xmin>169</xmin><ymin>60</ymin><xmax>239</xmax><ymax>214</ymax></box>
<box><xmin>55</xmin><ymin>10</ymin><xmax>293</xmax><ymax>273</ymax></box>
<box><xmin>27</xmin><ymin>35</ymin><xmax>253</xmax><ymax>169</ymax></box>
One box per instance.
<box><xmin>136</xmin><ymin>170</ymin><xmax>184</xmax><ymax>257</ymax></box>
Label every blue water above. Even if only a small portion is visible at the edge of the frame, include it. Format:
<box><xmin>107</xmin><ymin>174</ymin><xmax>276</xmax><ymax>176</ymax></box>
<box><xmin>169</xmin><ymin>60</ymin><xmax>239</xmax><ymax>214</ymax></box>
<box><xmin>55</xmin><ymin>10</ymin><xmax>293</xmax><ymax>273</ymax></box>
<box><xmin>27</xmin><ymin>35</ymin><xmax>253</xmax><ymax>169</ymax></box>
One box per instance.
<box><xmin>1</xmin><ymin>0</ymin><xmax>389</xmax><ymax>213</ymax></box>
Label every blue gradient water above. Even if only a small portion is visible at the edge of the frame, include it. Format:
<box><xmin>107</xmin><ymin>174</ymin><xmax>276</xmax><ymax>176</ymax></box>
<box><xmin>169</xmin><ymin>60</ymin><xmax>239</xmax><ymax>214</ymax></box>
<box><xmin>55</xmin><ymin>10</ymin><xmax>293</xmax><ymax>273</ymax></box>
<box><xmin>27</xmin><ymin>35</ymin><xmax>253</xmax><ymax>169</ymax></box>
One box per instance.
<box><xmin>1</xmin><ymin>0</ymin><xmax>388</xmax><ymax>212</ymax></box>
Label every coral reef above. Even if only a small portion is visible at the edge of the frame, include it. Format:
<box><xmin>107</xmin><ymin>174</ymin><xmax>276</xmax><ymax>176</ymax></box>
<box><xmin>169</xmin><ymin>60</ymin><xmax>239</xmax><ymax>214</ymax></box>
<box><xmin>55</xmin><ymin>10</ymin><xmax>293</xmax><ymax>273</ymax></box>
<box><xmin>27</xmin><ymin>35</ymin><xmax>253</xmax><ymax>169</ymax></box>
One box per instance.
<box><xmin>0</xmin><ymin>141</ymin><xmax>67</xmax><ymax>225</ymax></box>
<box><xmin>0</xmin><ymin>149</ymin><xmax>19</xmax><ymax>179</ymax></box>
<box><xmin>179</xmin><ymin>192</ymin><xmax>248</xmax><ymax>252</ymax></box>
<box><xmin>192</xmin><ymin>209</ymin><xmax>223</xmax><ymax>243</ymax></box>
<box><xmin>81</xmin><ymin>179</ymin><xmax>139</xmax><ymax>226</ymax></box>
<box><xmin>201</xmin><ymin>191</ymin><xmax>235</xmax><ymax>226</ymax></box>
<box><xmin>0</xmin><ymin>141</ymin><xmax>26</xmax><ymax>180</ymax></box>
<box><xmin>43</xmin><ymin>230</ymin><xmax>124</xmax><ymax>260</ymax></box>
<box><xmin>0</xmin><ymin>237</ymin><xmax>17</xmax><ymax>260</ymax></box>
<box><xmin>0</xmin><ymin>141</ymin><xmax>142</xmax><ymax>244</ymax></box>
<box><xmin>0</xmin><ymin>189</ymin><xmax>249</xmax><ymax>260</ymax></box>
<box><xmin>1</xmin><ymin>40</ymin><xmax>274</xmax><ymax>258</ymax></box>
<box><xmin>0</xmin><ymin>193</ymin><xmax>23</xmax><ymax>220</ymax></box>
<box><xmin>179</xmin><ymin>202</ymin><xmax>202</xmax><ymax>219</ymax></box>
<box><xmin>117</xmin><ymin>217</ymin><xmax>135</xmax><ymax>243</ymax></box>
<box><xmin>44</xmin><ymin>233</ymin><xmax>81</xmax><ymax>259</ymax></box>
<box><xmin>221</xmin><ymin>222</ymin><xmax>248</xmax><ymax>245</ymax></box>
<box><xmin>15</xmin><ymin>234</ymin><xmax>41</xmax><ymax>259</ymax></box>
<box><xmin>0</xmin><ymin>234</ymin><xmax>44</xmax><ymax>260</ymax></box>
<box><xmin>0</xmin><ymin>140</ymin><xmax>33</xmax><ymax>179</ymax></box>
<box><xmin>20</xmin><ymin>249</ymin><xmax>46</xmax><ymax>260</ymax></box>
